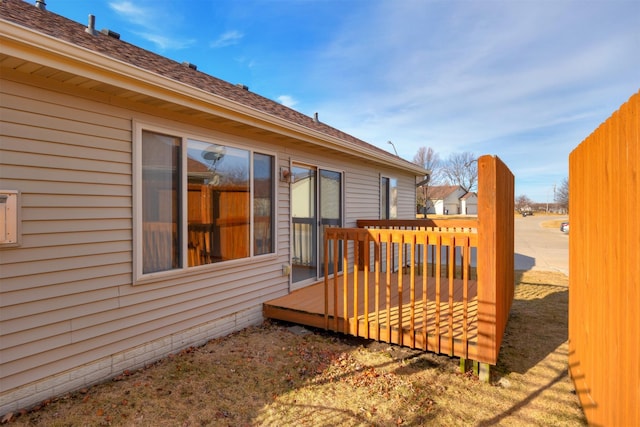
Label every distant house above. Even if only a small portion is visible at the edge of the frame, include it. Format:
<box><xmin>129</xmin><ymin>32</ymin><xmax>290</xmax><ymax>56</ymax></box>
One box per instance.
<box><xmin>460</xmin><ymin>191</ymin><xmax>478</xmax><ymax>215</ymax></box>
<box><xmin>0</xmin><ymin>0</ymin><xmax>428</xmax><ymax>415</ymax></box>
<box><xmin>424</xmin><ymin>185</ymin><xmax>477</xmax><ymax>215</ymax></box>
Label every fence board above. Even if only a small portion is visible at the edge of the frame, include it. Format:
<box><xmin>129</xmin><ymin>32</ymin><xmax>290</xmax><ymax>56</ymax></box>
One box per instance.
<box><xmin>568</xmin><ymin>91</ymin><xmax>639</xmax><ymax>426</ymax></box>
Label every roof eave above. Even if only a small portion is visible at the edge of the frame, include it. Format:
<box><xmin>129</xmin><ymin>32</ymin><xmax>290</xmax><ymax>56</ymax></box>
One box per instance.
<box><xmin>0</xmin><ymin>18</ymin><xmax>427</xmax><ymax>176</ymax></box>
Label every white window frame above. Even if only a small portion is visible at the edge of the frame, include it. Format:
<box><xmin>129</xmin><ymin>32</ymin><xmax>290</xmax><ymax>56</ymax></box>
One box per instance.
<box><xmin>133</xmin><ymin>121</ymin><xmax>277</xmax><ymax>283</ymax></box>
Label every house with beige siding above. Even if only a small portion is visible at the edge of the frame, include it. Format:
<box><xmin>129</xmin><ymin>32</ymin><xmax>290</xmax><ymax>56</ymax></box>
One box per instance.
<box><xmin>0</xmin><ymin>0</ymin><xmax>428</xmax><ymax>414</ymax></box>
<box><xmin>0</xmin><ymin>0</ymin><xmax>426</xmax><ymax>415</ymax></box>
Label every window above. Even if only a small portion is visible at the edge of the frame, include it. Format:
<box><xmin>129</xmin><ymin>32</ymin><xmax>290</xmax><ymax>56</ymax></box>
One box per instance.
<box><xmin>380</xmin><ymin>177</ymin><xmax>397</xmax><ymax>219</ymax></box>
<box><xmin>138</xmin><ymin>128</ymin><xmax>275</xmax><ymax>277</ymax></box>
<box><xmin>142</xmin><ymin>131</ymin><xmax>181</xmax><ymax>273</ymax></box>
<box><xmin>253</xmin><ymin>153</ymin><xmax>274</xmax><ymax>256</ymax></box>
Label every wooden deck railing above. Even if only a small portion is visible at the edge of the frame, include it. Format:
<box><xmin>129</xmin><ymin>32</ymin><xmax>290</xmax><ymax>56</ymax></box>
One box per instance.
<box><xmin>357</xmin><ymin>219</ymin><xmax>478</xmax><ymax>279</ymax></box>
<box><xmin>323</xmin><ymin>225</ymin><xmax>478</xmax><ymax>358</ymax></box>
<box><xmin>322</xmin><ymin>155</ymin><xmax>514</xmax><ymax>367</ymax></box>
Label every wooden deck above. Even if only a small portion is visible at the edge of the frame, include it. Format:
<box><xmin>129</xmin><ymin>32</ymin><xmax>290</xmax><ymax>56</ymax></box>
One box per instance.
<box><xmin>264</xmin><ymin>270</ymin><xmax>479</xmax><ymax>360</ymax></box>
<box><xmin>265</xmin><ymin>155</ymin><xmax>514</xmax><ymax>368</ymax></box>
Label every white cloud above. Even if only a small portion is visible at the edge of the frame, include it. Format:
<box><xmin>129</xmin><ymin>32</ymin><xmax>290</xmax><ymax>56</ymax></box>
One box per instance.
<box><xmin>109</xmin><ymin>0</ymin><xmax>193</xmax><ymax>50</ymax></box>
<box><xmin>297</xmin><ymin>0</ymin><xmax>639</xmax><ymax>201</ymax></box>
<box><xmin>105</xmin><ymin>0</ymin><xmax>638</xmax><ymax>201</ymax></box>
<box><xmin>277</xmin><ymin>95</ymin><xmax>298</xmax><ymax>108</ymax></box>
<box><xmin>135</xmin><ymin>32</ymin><xmax>195</xmax><ymax>51</ymax></box>
<box><xmin>109</xmin><ymin>1</ymin><xmax>153</xmax><ymax>30</ymax></box>
<box><xmin>211</xmin><ymin>31</ymin><xmax>244</xmax><ymax>48</ymax></box>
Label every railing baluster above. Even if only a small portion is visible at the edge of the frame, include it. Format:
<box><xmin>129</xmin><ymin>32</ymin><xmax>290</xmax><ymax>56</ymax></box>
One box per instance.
<box><xmin>333</xmin><ymin>235</ymin><xmax>339</xmax><ymax>332</ymax></box>
<box><xmin>435</xmin><ymin>235</ymin><xmax>441</xmax><ymax>354</ymax></box>
<box><xmin>386</xmin><ymin>233</ymin><xmax>392</xmax><ymax>343</ymax></box>
<box><xmin>342</xmin><ymin>233</ymin><xmax>349</xmax><ymax>334</ymax></box>
<box><xmin>324</xmin><ymin>231</ymin><xmax>329</xmax><ymax>330</ymax></box>
<box><xmin>397</xmin><ymin>232</ymin><xmax>404</xmax><ymax>347</ymax></box>
<box><xmin>363</xmin><ymin>231</ymin><xmax>370</xmax><ymax>340</ymax></box>
<box><xmin>463</xmin><ymin>236</ymin><xmax>469</xmax><ymax>358</ymax></box>
<box><xmin>431</xmin><ymin>239</ymin><xmax>436</xmax><ymax>277</ymax></box>
<box><xmin>352</xmin><ymin>231</ymin><xmax>359</xmax><ymax>336</ymax></box>
<box><xmin>448</xmin><ymin>235</ymin><xmax>455</xmax><ymax>356</ymax></box>
<box><xmin>410</xmin><ymin>234</ymin><xmax>416</xmax><ymax>348</ymax></box>
<box><xmin>374</xmin><ymin>231</ymin><xmax>381</xmax><ymax>341</ymax></box>
<box><xmin>422</xmin><ymin>234</ymin><xmax>428</xmax><ymax>351</ymax></box>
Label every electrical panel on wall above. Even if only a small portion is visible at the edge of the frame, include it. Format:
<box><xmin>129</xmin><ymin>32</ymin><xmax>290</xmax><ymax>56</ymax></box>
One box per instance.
<box><xmin>0</xmin><ymin>190</ymin><xmax>20</xmax><ymax>246</ymax></box>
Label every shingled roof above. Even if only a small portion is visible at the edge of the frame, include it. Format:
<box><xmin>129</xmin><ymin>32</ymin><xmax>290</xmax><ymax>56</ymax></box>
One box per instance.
<box><xmin>425</xmin><ymin>185</ymin><xmax>463</xmax><ymax>200</ymax></box>
<box><xmin>1</xmin><ymin>0</ymin><xmax>422</xmax><ymax>172</ymax></box>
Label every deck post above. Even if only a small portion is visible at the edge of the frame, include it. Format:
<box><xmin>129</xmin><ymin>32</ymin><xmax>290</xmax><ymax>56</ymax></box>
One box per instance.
<box><xmin>479</xmin><ymin>363</ymin><xmax>490</xmax><ymax>383</ymax></box>
<box><xmin>460</xmin><ymin>359</ymin><xmax>489</xmax><ymax>382</ymax></box>
<box><xmin>476</xmin><ymin>155</ymin><xmax>514</xmax><ymax>366</ymax></box>
<box><xmin>460</xmin><ymin>358</ymin><xmax>469</xmax><ymax>373</ymax></box>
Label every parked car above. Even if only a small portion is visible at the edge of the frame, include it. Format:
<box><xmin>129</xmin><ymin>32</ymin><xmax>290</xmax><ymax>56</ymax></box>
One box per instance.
<box><xmin>522</xmin><ymin>211</ymin><xmax>533</xmax><ymax>217</ymax></box>
<box><xmin>560</xmin><ymin>222</ymin><xmax>569</xmax><ymax>233</ymax></box>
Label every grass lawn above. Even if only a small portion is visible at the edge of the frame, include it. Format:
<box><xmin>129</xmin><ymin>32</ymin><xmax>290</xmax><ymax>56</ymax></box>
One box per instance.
<box><xmin>6</xmin><ymin>270</ymin><xmax>585</xmax><ymax>426</ymax></box>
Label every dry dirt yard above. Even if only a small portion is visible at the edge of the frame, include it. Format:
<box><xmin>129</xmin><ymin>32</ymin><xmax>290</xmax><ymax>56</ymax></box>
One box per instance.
<box><xmin>5</xmin><ymin>270</ymin><xmax>585</xmax><ymax>426</ymax></box>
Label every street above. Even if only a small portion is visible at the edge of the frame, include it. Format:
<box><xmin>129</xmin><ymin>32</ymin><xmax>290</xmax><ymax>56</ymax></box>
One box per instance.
<box><xmin>514</xmin><ymin>215</ymin><xmax>569</xmax><ymax>275</ymax></box>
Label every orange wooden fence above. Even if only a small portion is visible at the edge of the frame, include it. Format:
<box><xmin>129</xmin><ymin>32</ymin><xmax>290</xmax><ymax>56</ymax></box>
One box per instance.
<box><xmin>323</xmin><ymin>155</ymin><xmax>514</xmax><ymax>366</ymax></box>
<box><xmin>568</xmin><ymin>91</ymin><xmax>639</xmax><ymax>426</ymax></box>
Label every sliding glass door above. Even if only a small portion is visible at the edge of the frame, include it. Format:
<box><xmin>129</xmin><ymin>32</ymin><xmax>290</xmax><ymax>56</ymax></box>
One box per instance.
<box><xmin>291</xmin><ymin>164</ymin><xmax>342</xmax><ymax>286</ymax></box>
<box><xmin>291</xmin><ymin>165</ymin><xmax>317</xmax><ymax>283</ymax></box>
<box><xmin>319</xmin><ymin>169</ymin><xmax>342</xmax><ymax>276</ymax></box>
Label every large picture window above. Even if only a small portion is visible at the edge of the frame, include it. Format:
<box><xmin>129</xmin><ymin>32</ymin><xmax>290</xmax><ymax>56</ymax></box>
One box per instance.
<box><xmin>139</xmin><ymin>128</ymin><xmax>275</xmax><ymax>276</ymax></box>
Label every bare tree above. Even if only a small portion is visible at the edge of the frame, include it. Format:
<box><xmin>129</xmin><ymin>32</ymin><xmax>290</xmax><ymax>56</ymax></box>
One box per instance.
<box><xmin>442</xmin><ymin>152</ymin><xmax>478</xmax><ymax>192</ymax></box>
<box><xmin>515</xmin><ymin>194</ymin><xmax>534</xmax><ymax>213</ymax></box>
<box><xmin>413</xmin><ymin>147</ymin><xmax>442</xmax><ymax>182</ymax></box>
<box><xmin>413</xmin><ymin>147</ymin><xmax>441</xmax><ymax>214</ymax></box>
<box><xmin>555</xmin><ymin>177</ymin><xmax>569</xmax><ymax>212</ymax></box>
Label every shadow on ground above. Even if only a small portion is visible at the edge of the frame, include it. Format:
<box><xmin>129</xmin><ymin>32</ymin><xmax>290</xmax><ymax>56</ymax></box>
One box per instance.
<box><xmin>497</xmin><ymin>274</ymin><xmax>569</xmax><ymax>375</ymax></box>
<box><xmin>514</xmin><ymin>252</ymin><xmax>536</xmax><ymax>270</ymax></box>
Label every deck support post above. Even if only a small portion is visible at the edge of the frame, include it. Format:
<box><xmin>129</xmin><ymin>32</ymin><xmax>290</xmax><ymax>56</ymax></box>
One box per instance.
<box><xmin>478</xmin><ymin>362</ymin><xmax>490</xmax><ymax>382</ymax></box>
<box><xmin>460</xmin><ymin>357</ymin><xmax>473</xmax><ymax>373</ymax></box>
<box><xmin>462</xmin><ymin>360</ymin><xmax>490</xmax><ymax>382</ymax></box>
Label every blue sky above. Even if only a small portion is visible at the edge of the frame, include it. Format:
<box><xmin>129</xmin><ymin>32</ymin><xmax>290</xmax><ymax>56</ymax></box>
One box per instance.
<box><xmin>46</xmin><ymin>0</ymin><xmax>639</xmax><ymax>202</ymax></box>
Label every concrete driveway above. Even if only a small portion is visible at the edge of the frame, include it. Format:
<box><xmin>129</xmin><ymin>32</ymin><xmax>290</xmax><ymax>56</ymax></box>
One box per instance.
<box><xmin>514</xmin><ymin>215</ymin><xmax>569</xmax><ymax>275</ymax></box>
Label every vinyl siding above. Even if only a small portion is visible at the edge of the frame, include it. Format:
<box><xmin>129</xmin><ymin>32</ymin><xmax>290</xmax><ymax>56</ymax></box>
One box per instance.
<box><xmin>394</xmin><ymin>173</ymin><xmax>418</xmax><ymax>218</ymax></box>
<box><xmin>344</xmin><ymin>165</ymin><xmax>381</xmax><ymax>222</ymax></box>
<box><xmin>0</xmin><ymin>75</ymin><xmax>286</xmax><ymax>395</ymax></box>
<box><xmin>0</xmin><ymin>70</ymin><xmax>418</xmax><ymax>412</ymax></box>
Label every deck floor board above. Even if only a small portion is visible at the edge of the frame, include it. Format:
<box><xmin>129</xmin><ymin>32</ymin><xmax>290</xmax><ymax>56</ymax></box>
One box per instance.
<box><xmin>264</xmin><ymin>270</ymin><xmax>479</xmax><ymax>359</ymax></box>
